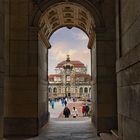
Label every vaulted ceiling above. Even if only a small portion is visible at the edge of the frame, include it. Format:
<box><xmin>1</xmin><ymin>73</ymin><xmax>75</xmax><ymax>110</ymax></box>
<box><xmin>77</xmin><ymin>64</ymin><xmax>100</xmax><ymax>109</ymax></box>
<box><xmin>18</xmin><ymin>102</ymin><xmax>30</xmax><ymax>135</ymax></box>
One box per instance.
<box><xmin>38</xmin><ymin>3</ymin><xmax>96</xmax><ymax>48</ymax></box>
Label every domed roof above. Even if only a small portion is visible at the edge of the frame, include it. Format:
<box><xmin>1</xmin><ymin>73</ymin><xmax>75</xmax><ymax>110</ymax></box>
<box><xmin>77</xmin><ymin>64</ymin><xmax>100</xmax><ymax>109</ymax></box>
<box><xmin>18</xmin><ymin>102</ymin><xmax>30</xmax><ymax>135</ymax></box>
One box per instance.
<box><xmin>56</xmin><ymin>60</ymin><xmax>86</xmax><ymax>68</ymax></box>
<box><xmin>55</xmin><ymin>55</ymin><xmax>86</xmax><ymax>68</ymax></box>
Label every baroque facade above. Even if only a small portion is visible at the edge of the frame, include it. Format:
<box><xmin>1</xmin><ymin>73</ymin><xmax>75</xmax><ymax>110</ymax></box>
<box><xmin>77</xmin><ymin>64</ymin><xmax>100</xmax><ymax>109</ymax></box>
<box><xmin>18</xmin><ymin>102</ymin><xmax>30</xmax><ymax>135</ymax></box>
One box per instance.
<box><xmin>48</xmin><ymin>55</ymin><xmax>91</xmax><ymax>99</ymax></box>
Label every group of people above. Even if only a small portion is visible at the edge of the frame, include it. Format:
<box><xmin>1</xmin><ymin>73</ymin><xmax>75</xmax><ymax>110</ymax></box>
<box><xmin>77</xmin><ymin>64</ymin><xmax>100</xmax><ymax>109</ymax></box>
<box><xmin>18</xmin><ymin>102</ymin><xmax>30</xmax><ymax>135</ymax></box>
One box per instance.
<box><xmin>82</xmin><ymin>104</ymin><xmax>90</xmax><ymax>117</ymax></box>
<box><xmin>63</xmin><ymin>104</ymin><xmax>90</xmax><ymax>118</ymax></box>
<box><xmin>61</xmin><ymin>98</ymin><xmax>68</xmax><ymax>107</ymax></box>
<box><xmin>49</xmin><ymin>98</ymin><xmax>68</xmax><ymax>109</ymax></box>
<box><xmin>49</xmin><ymin>98</ymin><xmax>90</xmax><ymax>118</ymax></box>
<box><xmin>63</xmin><ymin>106</ymin><xmax>78</xmax><ymax>118</ymax></box>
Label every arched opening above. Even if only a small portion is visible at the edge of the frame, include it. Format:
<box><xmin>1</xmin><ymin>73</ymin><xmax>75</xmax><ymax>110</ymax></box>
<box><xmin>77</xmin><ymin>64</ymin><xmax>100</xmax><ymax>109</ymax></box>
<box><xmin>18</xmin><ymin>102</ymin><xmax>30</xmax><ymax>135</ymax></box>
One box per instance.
<box><xmin>80</xmin><ymin>87</ymin><xmax>83</xmax><ymax>95</ymax></box>
<box><xmin>48</xmin><ymin>26</ymin><xmax>91</xmax><ymax>120</ymax></box>
<box><xmin>48</xmin><ymin>87</ymin><xmax>52</xmax><ymax>93</ymax></box>
<box><xmin>37</xmin><ymin>2</ymin><xmax>96</xmax><ymax>125</ymax></box>
<box><xmin>3</xmin><ymin>0</ymin><xmax>118</xmax><ymax>138</ymax></box>
<box><xmin>53</xmin><ymin>87</ymin><xmax>57</xmax><ymax>93</ymax></box>
<box><xmin>36</xmin><ymin>1</ymin><xmax>117</xmax><ymax>136</ymax></box>
<box><xmin>84</xmin><ymin>87</ymin><xmax>88</xmax><ymax>93</ymax></box>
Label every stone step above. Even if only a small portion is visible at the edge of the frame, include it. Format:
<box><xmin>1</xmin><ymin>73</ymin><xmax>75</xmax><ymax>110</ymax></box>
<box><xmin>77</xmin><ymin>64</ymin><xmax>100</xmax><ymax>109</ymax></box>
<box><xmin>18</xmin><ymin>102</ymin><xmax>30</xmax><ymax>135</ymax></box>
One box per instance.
<box><xmin>111</xmin><ymin>129</ymin><xmax>119</xmax><ymax>139</ymax></box>
<box><xmin>100</xmin><ymin>133</ymin><xmax>118</xmax><ymax>140</ymax></box>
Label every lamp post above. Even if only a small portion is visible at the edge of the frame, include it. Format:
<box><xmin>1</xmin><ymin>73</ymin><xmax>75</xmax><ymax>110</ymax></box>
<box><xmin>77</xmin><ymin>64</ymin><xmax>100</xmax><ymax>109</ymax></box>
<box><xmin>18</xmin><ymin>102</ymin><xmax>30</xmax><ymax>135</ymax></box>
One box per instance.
<box><xmin>63</xmin><ymin>55</ymin><xmax>73</xmax><ymax>98</ymax></box>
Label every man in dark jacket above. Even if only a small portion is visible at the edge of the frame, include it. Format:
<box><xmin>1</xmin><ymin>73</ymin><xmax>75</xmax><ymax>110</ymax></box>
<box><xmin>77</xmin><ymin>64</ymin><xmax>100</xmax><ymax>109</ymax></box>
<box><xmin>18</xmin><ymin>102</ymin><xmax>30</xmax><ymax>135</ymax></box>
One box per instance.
<box><xmin>85</xmin><ymin>104</ymin><xmax>90</xmax><ymax>116</ymax></box>
<box><xmin>63</xmin><ymin>106</ymin><xmax>71</xmax><ymax>118</ymax></box>
<box><xmin>64</xmin><ymin>100</ymin><xmax>67</xmax><ymax>106</ymax></box>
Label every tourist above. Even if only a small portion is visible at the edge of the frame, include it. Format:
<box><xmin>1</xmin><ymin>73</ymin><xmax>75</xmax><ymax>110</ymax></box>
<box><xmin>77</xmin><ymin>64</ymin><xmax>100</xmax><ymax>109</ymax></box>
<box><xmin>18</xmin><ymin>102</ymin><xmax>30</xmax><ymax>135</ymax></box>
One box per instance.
<box><xmin>63</xmin><ymin>106</ymin><xmax>71</xmax><ymax>118</ymax></box>
<box><xmin>51</xmin><ymin>100</ymin><xmax>55</xmax><ymax>109</ymax></box>
<box><xmin>71</xmin><ymin>107</ymin><xmax>78</xmax><ymax>118</ymax></box>
<box><xmin>61</xmin><ymin>98</ymin><xmax>65</xmax><ymax>107</ymax></box>
<box><xmin>85</xmin><ymin>104</ymin><xmax>90</xmax><ymax>116</ymax></box>
<box><xmin>82</xmin><ymin>104</ymin><xmax>86</xmax><ymax>117</ymax></box>
<box><xmin>64</xmin><ymin>99</ymin><xmax>67</xmax><ymax>106</ymax></box>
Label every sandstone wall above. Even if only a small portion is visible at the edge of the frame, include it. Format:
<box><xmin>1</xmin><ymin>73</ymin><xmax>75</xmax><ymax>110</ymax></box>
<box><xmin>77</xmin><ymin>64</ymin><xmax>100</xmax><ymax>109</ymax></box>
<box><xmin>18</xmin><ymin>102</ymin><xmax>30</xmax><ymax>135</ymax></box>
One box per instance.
<box><xmin>4</xmin><ymin>0</ymin><xmax>38</xmax><ymax>136</ymax></box>
<box><xmin>116</xmin><ymin>0</ymin><xmax>140</xmax><ymax>139</ymax></box>
<box><xmin>92</xmin><ymin>0</ymin><xmax>117</xmax><ymax>133</ymax></box>
<box><xmin>0</xmin><ymin>0</ymin><xmax>4</xmax><ymax>139</ymax></box>
<box><xmin>38</xmin><ymin>37</ymin><xmax>49</xmax><ymax>128</ymax></box>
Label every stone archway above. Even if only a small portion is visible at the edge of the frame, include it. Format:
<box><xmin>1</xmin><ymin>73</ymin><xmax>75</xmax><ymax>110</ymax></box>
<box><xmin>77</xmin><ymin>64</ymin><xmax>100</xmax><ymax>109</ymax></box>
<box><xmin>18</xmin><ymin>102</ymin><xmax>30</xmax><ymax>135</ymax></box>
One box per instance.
<box><xmin>34</xmin><ymin>0</ymin><xmax>117</xmax><ymax>135</ymax></box>
<box><xmin>35</xmin><ymin>1</ymin><xmax>98</xmax><ymax>135</ymax></box>
<box><xmin>3</xmin><ymin>0</ymin><xmax>117</xmax><ymax>137</ymax></box>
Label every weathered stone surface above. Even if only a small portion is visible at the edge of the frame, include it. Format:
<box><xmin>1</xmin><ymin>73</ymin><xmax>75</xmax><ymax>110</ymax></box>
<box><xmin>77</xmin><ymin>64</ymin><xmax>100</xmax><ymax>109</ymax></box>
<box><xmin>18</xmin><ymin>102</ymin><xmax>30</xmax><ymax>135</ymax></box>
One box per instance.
<box><xmin>116</xmin><ymin>0</ymin><xmax>140</xmax><ymax>139</ymax></box>
<box><xmin>121</xmin><ymin>0</ymin><xmax>140</xmax><ymax>35</ymax></box>
<box><xmin>0</xmin><ymin>117</ymin><xmax>3</xmax><ymax>140</ymax></box>
<box><xmin>4</xmin><ymin>118</ymin><xmax>38</xmax><ymax>137</ymax></box>
<box><xmin>117</xmin><ymin>86</ymin><xmax>132</xmax><ymax>117</ymax></box>
<box><xmin>38</xmin><ymin>37</ymin><xmax>49</xmax><ymax>128</ymax></box>
<box><xmin>118</xmin><ymin>114</ymin><xmax>140</xmax><ymax>140</ymax></box>
<box><xmin>0</xmin><ymin>0</ymin><xmax>4</xmax><ymax>139</ymax></box>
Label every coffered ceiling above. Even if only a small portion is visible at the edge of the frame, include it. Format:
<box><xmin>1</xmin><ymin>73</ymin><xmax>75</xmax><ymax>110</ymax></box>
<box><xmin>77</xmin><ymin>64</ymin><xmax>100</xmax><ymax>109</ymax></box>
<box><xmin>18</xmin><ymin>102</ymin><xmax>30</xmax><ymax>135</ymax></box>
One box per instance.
<box><xmin>39</xmin><ymin>3</ymin><xmax>96</xmax><ymax>47</ymax></box>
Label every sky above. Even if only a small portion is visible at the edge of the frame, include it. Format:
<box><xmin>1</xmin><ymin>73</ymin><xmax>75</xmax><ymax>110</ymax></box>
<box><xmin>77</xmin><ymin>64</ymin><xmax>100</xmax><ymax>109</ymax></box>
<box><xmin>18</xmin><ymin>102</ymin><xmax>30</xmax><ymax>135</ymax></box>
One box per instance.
<box><xmin>48</xmin><ymin>27</ymin><xmax>91</xmax><ymax>74</ymax></box>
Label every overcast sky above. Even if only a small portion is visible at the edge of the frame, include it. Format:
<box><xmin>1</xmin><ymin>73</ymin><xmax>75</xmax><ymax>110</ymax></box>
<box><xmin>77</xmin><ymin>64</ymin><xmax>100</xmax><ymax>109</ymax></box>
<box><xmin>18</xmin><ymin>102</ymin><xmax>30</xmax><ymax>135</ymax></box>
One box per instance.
<box><xmin>48</xmin><ymin>27</ymin><xmax>91</xmax><ymax>74</ymax></box>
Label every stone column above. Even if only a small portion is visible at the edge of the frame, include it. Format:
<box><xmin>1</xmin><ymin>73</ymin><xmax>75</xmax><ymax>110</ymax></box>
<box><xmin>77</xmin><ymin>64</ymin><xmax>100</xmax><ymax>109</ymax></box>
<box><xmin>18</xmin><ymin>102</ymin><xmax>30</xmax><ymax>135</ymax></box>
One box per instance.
<box><xmin>91</xmin><ymin>40</ymin><xmax>97</xmax><ymax>128</ymax></box>
<box><xmin>0</xmin><ymin>0</ymin><xmax>4</xmax><ymax>139</ymax></box>
<box><xmin>38</xmin><ymin>35</ymin><xmax>50</xmax><ymax>129</ymax></box>
<box><xmin>4</xmin><ymin>1</ymin><xmax>39</xmax><ymax>136</ymax></box>
<box><xmin>92</xmin><ymin>32</ymin><xmax>117</xmax><ymax>133</ymax></box>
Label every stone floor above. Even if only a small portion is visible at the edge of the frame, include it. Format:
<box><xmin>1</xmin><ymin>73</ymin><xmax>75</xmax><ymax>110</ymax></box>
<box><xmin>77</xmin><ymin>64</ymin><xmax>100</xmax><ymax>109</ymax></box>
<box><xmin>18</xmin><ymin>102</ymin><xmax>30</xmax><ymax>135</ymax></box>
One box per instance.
<box><xmin>27</xmin><ymin>119</ymin><xmax>101</xmax><ymax>140</ymax></box>
<box><xmin>4</xmin><ymin>119</ymin><xmax>101</xmax><ymax>140</ymax></box>
<box><xmin>5</xmin><ymin>101</ymin><xmax>101</xmax><ymax>140</ymax></box>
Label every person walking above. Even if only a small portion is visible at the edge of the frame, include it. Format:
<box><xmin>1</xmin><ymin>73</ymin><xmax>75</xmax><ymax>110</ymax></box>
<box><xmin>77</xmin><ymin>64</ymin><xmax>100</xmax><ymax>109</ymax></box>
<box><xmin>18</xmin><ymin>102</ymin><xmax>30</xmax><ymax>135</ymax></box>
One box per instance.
<box><xmin>61</xmin><ymin>98</ymin><xmax>65</xmax><ymax>107</ymax></box>
<box><xmin>63</xmin><ymin>106</ymin><xmax>71</xmax><ymax>118</ymax></box>
<box><xmin>82</xmin><ymin>104</ymin><xmax>86</xmax><ymax>117</ymax></box>
<box><xmin>85</xmin><ymin>104</ymin><xmax>90</xmax><ymax>116</ymax></box>
<box><xmin>71</xmin><ymin>107</ymin><xmax>78</xmax><ymax>118</ymax></box>
<box><xmin>64</xmin><ymin>99</ymin><xmax>67</xmax><ymax>107</ymax></box>
<box><xmin>51</xmin><ymin>99</ymin><xmax>55</xmax><ymax>109</ymax></box>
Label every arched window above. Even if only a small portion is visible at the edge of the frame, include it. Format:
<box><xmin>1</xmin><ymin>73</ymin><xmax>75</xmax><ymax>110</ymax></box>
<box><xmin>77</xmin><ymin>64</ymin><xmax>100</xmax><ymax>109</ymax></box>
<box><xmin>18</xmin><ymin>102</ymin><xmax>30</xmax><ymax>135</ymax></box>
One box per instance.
<box><xmin>53</xmin><ymin>87</ymin><xmax>57</xmax><ymax>93</ymax></box>
<box><xmin>49</xmin><ymin>87</ymin><xmax>52</xmax><ymax>93</ymax></box>
<box><xmin>80</xmin><ymin>87</ymin><xmax>83</xmax><ymax>93</ymax></box>
<box><xmin>84</xmin><ymin>87</ymin><xmax>88</xmax><ymax>93</ymax></box>
<box><xmin>89</xmin><ymin>87</ymin><xmax>91</xmax><ymax>92</ymax></box>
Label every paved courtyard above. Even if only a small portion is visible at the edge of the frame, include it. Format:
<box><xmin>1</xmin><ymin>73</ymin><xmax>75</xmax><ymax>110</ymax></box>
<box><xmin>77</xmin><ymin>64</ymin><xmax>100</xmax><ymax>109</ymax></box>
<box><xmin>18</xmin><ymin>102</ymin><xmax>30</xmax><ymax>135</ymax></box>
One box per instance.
<box><xmin>49</xmin><ymin>100</ymin><xmax>91</xmax><ymax>120</ymax></box>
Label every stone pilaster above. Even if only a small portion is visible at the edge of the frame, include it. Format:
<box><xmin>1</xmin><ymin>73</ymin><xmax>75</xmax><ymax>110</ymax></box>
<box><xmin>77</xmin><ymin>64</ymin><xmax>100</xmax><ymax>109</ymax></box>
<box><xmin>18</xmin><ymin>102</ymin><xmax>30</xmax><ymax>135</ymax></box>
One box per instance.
<box><xmin>95</xmin><ymin>33</ymin><xmax>117</xmax><ymax>133</ymax></box>
<box><xmin>38</xmin><ymin>36</ymin><xmax>49</xmax><ymax>129</ymax></box>
<box><xmin>91</xmin><ymin>0</ymin><xmax>117</xmax><ymax>133</ymax></box>
<box><xmin>4</xmin><ymin>1</ymin><xmax>39</xmax><ymax>136</ymax></box>
<box><xmin>0</xmin><ymin>0</ymin><xmax>4</xmax><ymax>139</ymax></box>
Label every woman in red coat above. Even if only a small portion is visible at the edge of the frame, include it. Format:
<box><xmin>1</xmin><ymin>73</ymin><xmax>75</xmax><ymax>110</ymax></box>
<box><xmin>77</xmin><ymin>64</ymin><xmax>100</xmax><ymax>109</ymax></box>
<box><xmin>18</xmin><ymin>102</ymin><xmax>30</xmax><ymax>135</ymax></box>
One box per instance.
<box><xmin>82</xmin><ymin>104</ymin><xmax>86</xmax><ymax>117</ymax></box>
